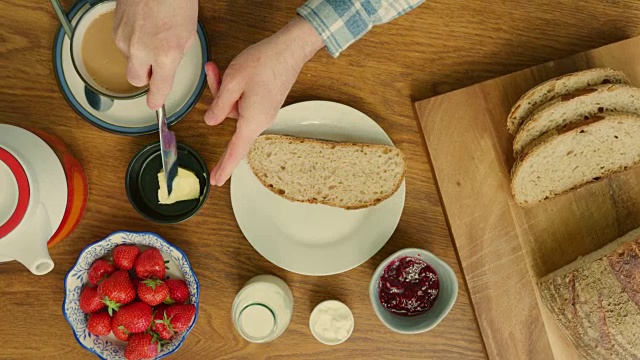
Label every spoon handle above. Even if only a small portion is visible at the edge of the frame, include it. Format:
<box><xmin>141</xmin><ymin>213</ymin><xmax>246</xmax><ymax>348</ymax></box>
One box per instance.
<box><xmin>49</xmin><ymin>0</ymin><xmax>74</xmax><ymax>38</ymax></box>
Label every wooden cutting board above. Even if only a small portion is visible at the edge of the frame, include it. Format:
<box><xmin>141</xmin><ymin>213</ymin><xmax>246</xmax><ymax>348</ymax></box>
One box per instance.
<box><xmin>414</xmin><ymin>36</ymin><xmax>640</xmax><ymax>359</ymax></box>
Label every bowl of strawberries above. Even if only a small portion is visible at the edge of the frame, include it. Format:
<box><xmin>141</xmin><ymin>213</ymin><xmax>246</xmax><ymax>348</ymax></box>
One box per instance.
<box><xmin>63</xmin><ymin>231</ymin><xmax>199</xmax><ymax>360</ymax></box>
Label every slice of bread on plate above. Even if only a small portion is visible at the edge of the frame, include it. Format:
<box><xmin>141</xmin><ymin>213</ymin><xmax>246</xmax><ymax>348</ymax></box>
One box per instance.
<box><xmin>248</xmin><ymin>134</ymin><xmax>406</xmax><ymax>210</ymax></box>
<box><xmin>538</xmin><ymin>226</ymin><xmax>640</xmax><ymax>360</ymax></box>
<box><xmin>511</xmin><ymin>113</ymin><xmax>640</xmax><ymax>206</ymax></box>
<box><xmin>507</xmin><ymin>68</ymin><xmax>630</xmax><ymax>135</ymax></box>
<box><xmin>513</xmin><ymin>84</ymin><xmax>640</xmax><ymax>156</ymax></box>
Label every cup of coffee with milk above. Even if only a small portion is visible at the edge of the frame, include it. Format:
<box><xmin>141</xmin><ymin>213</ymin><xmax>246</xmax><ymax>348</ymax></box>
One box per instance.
<box><xmin>70</xmin><ymin>0</ymin><xmax>146</xmax><ymax>100</ymax></box>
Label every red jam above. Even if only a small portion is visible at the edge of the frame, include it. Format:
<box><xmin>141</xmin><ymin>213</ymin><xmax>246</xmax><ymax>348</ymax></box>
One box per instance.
<box><xmin>377</xmin><ymin>255</ymin><xmax>439</xmax><ymax>316</ymax></box>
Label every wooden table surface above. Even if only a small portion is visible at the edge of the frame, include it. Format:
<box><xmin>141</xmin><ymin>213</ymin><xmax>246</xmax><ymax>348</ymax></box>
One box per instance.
<box><xmin>1</xmin><ymin>1</ymin><xmax>640</xmax><ymax>359</ymax></box>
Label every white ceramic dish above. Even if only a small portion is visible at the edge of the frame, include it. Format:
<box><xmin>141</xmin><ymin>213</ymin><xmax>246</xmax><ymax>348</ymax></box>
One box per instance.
<box><xmin>369</xmin><ymin>248</ymin><xmax>458</xmax><ymax>334</ymax></box>
<box><xmin>0</xmin><ymin>124</ymin><xmax>67</xmax><ymax>271</ymax></box>
<box><xmin>63</xmin><ymin>231</ymin><xmax>200</xmax><ymax>360</ymax></box>
<box><xmin>230</xmin><ymin>101</ymin><xmax>406</xmax><ymax>276</ymax></box>
<box><xmin>309</xmin><ymin>300</ymin><xmax>354</xmax><ymax>345</ymax></box>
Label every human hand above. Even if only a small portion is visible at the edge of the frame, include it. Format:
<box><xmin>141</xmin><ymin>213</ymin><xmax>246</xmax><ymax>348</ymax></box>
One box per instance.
<box><xmin>113</xmin><ymin>0</ymin><xmax>198</xmax><ymax>110</ymax></box>
<box><xmin>204</xmin><ymin>17</ymin><xmax>324</xmax><ymax>186</ymax></box>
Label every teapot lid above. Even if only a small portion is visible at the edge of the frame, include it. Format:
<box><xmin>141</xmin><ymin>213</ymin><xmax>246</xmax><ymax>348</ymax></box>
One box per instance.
<box><xmin>0</xmin><ymin>147</ymin><xmax>30</xmax><ymax>239</ymax></box>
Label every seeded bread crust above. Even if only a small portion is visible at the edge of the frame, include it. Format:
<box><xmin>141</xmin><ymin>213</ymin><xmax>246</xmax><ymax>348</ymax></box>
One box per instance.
<box><xmin>247</xmin><ymin>134</ymin><xmax>406</xmax><ymax>210</ymax></box>
<box><xmin>511</xmin><ymin>113</ymin><xmax>640</xmax><ymax>206</ymax></box>
<box><xmin>538</xmin><ymin>227</ymin><xmax>640</xmax><ymax>360</ymax></box>
<box><xmin>507</xmin><ymin>68</ymin><xmax>630</xmax><ymax>135</ymax></box>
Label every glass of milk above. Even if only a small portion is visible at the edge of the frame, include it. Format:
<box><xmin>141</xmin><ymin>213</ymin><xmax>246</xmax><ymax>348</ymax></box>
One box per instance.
<box><xmin>232</xmin><ymin>275</ymin><xmax>293</xmax><ymax>343</ymax></box>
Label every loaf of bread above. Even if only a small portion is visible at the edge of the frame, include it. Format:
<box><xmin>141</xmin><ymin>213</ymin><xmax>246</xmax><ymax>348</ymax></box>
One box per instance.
<box><xmin>511</xmin><ymin>113</ymin><xmax>640</xmax><ymax>206</ymax></box>
<box><xmin>507</xmin><ymin>68</ymin><xmax>630</xmax><ymax>135</ymax></box>
<box><xmin>248</xmin><ymin>134</ymin><xmax>406</xmax><ymax>210</ymax></box>
<box><xmin>513</xmin><ymin>84</ymin><xmax>640</xmax><ymax>156</ymax></box>
<box><xmin>538</xmin><ymin>227</ymin><xmax>640</xmax><ymax>360</ymax></box>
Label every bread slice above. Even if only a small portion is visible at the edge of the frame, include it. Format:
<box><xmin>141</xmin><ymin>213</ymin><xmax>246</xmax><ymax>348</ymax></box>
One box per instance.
<box><xmin>247</xmin><ymin>134</ymin><xmax>406</xmax><ymax>210</ymax></box>
<box><xmin>538</xmin><ymin>226</ymin><xmax>640</xmax><ymax>360</ymax></box>
<box><xmin>513</xmin><ymin>84</ymin><xmax>640</xmax><ymax>156</ymax></box>
<box><xmin>511</xmin><ymin>113</ymin><xmax>640</xmax><ymax>206</ymax></box>
<box><xmin>507</xmin><ymin>68</ymin><xmax>630</xmax><ymax>135</ymax></box>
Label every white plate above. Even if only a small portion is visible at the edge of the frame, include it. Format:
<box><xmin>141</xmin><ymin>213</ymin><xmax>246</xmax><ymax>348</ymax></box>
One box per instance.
<box><xmin>230</xmin><ymin>101</ymin><xmax>406</xmax><ymax>276</ymax></box>
<box><xmin>0</xmin><ymin>125</ymin><xmax>67</xmax><ymax>262</ymax></box>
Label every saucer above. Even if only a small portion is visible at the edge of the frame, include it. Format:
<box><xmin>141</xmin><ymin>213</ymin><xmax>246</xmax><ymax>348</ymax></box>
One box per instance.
<box><xmin>0</xmin><ymin>125</ymin><xmax>67</xmax><ymax>262</ymax></box>
<box><xmin>53</xmin><ymin>0</ymin><xmax>209</xmax><ymax>135</ymax></box>
<box><xmin>230</xmin><ymin>101</ymin><xmax>406</xmax><ymax>276</ymax></box>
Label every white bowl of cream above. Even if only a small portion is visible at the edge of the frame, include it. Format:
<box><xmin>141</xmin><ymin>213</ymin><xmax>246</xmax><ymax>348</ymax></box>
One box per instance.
<box><xmin>309</xmin><ymin>300</ymin><xmax>354</xmax><ymax>345</ymax></box>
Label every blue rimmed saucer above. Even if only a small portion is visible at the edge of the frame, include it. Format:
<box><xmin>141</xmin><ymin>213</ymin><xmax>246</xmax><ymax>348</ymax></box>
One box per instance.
<box><xmin>53</xmin><ymin>0</ymin><xmax>209</xmax><ymax>135</ymax></box>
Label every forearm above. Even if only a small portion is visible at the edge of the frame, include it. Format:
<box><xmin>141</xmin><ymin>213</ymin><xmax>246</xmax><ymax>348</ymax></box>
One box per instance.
<box><xmin>297</xmin><ymin>0</ymin><xmax>425</xmax><ymax>57</ymax></box>
<box><xmin>275</xmin><ymin>17</ymin><xmax>325</xmax><ymax>64</ymax></box>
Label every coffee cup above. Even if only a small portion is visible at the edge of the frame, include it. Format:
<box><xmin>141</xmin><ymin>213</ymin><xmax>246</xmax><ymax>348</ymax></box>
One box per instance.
<box><xmin>70</xmin><ymin>0</ymin><xmax>147</xmax><ymax>100</ymax></box>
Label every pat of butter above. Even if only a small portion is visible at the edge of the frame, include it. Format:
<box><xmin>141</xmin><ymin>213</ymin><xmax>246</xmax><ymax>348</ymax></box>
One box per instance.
<box><xmin>158</xmin><ymin>168</ymin><xmax>201</xmax><ymax>205</ymax></box>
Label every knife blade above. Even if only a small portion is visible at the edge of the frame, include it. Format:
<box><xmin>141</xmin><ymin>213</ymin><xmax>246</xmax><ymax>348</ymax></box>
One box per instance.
<box><xmin>157</xmin><ymin>105</ymin><xmax>178</xmax><ymax>196</ymax></box>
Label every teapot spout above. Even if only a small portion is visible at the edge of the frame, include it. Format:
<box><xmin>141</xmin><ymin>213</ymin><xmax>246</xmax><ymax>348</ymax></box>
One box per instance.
<box><xmin>0</xmin><ymin>203</ymin><xmax>54</xmax><ymax>275</ymax></box>
<box><xmin>11</xmin><ymin>240</ymin><xmax>54</xmax><ymax>275</ymax></box>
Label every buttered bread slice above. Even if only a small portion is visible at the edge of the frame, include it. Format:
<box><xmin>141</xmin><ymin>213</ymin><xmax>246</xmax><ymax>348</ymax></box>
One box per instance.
<box><xmin>248</xmin><ymin>134</ymin><xmax>406</xmax><ymax>210</ymax></box>
<box><xmin>511</xmin><ymin>113</ymin><xmax>640</xmax><ymax>206</ymax></box>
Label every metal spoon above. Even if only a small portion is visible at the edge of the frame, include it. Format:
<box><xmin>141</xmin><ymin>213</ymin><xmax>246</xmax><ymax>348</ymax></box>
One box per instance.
<box><xmin>84</xmin><ymin>85</ymin><xmax>114</xmax><ymax>112</ymax></box>
<box><xmin>50</xmin><ymin>0</ymin><xmax>114</xmax><ymax>112</ymax></box>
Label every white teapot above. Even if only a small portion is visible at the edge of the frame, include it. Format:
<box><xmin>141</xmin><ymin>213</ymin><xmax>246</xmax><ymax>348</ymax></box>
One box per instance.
<box><xmin>0</xmin><ymin>125</ymin><xmax>68</xmax><ymax>275</ymax></box>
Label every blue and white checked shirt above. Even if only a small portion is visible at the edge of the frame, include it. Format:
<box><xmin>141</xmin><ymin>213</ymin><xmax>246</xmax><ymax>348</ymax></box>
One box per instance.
<box><xmin>298</xmin><ymin>0</ymin><xmax>424</xmax><ymax>57</ymax></box>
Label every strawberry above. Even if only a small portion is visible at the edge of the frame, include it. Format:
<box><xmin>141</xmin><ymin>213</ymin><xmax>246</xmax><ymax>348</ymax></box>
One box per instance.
<box><xmin>112</xmin><ymin>321</ymin><xmax>131</xmax><ymax>341</ymax></box>
<box><xmin>165</xmin><ymin>304</ymin><xmax>196</xmax><ymax>332</ymax></box>
<box><xmin>88</xmin><ymin>259</ymin><xmax>116</xmax><ymax>286</ymax></box>
<box><xmin>124</xmin><ymin>333</ymin><xmax>163</xmax><ymax>360</ymax></box>
<box><xmin>87</xmin><ymin>311</ymin><xmax>111</xmax><ymax>336</ymax></box>
<box><xmin>164</xmin><ymin>279</ymin><xmax>189</xmax><ymax>304</ymax></box>
<box><xmin>135</xmin><ymin>248</ymin><xmax>166</xmax><ymax>279</ymax></box>
<box><xmin>112</xmin><ymin>245</ymin><xmax>140</xmax><ymax>270</ymax></box>
<box><xmin>151</xmin><ymin>304</ymin><xmax>174</xmax><ymax>340</ymax></box>
<box><xmin>98</xmin><ymin>270</ymin><xmax>136</xmax><ymax>315</ymax></box>
<box><xmin>112</xmin><ymin>301</ymin><xmax>152</xmax><ymax>334</ymax></box>
<box><xmin>137</xmin><ymin>278</ymin><xmax>169</xmax><ymax>306</ymax></box>
<box><xmin>79</xmin><ymin>286</ymin><xmax>106</xmax><ymax>314</ymax></box>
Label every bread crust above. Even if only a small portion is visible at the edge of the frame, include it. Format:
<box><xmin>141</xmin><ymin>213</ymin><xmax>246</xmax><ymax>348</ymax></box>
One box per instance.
<box><xmin>538</xmin><ymin>227</ymin><xmax>640</xmax><ymax>360</ymax></box>
<box><xmin>248</xmin><ymin>134</ymin><xmax>406</xmax><ymax>210</ymax></box>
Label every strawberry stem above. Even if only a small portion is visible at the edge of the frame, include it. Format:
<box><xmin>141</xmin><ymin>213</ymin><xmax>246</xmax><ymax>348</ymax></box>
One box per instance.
<box><xmin>163</xmin><ymin>297</ymin><xmax>175</xmax><ymax>305</ymax></box>
<box><xmin>142</xmin><ymin>277</ymin><xmax>163</xmax><ymax>290</ymax></box>
<box><xmin>118</xmin><ymin>325</ymin><xmax>130</xmax><ymax>335</ymax></box>
<box><xmin>101</xmin><ymin>296</ymin><xmax>121</xmax><ymax>316</ymax></box>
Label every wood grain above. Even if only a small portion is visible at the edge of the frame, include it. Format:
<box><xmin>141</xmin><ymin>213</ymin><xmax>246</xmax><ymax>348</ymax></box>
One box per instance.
<box><xmin>1</xmin><ymin>0</ymin><xmax>640</xmax><ymax>359</ymax></box>
<box><xmin>416</xmin><ymin>36</ymin><xmax>640</xmax><ymax>360</ymax></box>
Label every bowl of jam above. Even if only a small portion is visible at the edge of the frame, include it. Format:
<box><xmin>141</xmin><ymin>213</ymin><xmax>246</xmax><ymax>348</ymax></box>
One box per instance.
<box><xmin>369</xmin><ymin>248</ymin><xmax>458</xmax><ymax>334</ymax></box>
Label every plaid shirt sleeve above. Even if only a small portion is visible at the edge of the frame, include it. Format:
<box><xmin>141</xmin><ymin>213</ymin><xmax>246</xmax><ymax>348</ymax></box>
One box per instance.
<box><xmin>297</xmin><ymin>0</ymin><xmax>424</xmax><ymax>57</ymax></box>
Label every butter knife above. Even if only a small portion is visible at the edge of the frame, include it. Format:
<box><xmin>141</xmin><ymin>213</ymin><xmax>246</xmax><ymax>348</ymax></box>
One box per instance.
<box><xmin>157</xmin><ymin>105</ymin><xmax>178</xmax><ymax>196</ymax></box>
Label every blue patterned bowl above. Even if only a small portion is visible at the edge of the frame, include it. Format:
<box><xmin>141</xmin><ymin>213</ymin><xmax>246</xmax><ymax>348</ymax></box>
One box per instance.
<box><xmin>63</xmin><ymin>231</ymin><xmax>200</xmax><ymax>360</ymax></box>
